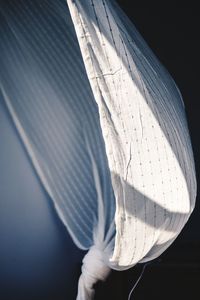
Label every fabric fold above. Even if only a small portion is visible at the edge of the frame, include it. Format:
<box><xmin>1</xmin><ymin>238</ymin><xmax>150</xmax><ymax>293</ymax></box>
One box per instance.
<box><xmin>66</xmin><ymin>0</ymin><xmax>196</xmax><ymax>271</ymax></box>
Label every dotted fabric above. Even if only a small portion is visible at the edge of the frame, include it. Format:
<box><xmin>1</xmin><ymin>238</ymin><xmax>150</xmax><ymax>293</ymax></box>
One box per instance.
<box><xmin>67</xmin><ymin>0</ymin><xmax>196</xmax><ymax>269</ymax></box>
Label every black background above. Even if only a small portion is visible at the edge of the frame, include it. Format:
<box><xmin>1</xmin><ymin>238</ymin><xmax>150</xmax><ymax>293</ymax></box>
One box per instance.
<box><xmin>95</xmin><ymin>1</ymin><xmax>200</xmax><ymax>299</ymax></box>
<box><xmin>117</xmin><ymin>0</ymin><xmax>200</xmax><ymax>243</ymax></box>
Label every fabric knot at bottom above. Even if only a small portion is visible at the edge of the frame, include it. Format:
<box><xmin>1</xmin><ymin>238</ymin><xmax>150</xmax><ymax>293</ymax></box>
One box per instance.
<box><xmin>82</xmin><ymin>245</ymin><xmax>111</xmax><ymax>289</ymax></box>
<box><xmin>77</xmin><ymin>245</ymin><xmax>111</xmax><ymax>299</ymax></box>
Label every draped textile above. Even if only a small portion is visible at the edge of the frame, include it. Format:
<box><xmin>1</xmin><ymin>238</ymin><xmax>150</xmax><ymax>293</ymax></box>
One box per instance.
<box><xmin>0</xmin><ymin>0</ymin><xmax>196</xmax><ymax>299</ymax></box>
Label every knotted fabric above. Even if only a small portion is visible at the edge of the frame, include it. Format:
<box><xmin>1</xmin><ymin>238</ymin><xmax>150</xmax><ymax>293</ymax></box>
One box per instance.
<box><xmin>77</xmin><ymin>245</ymin><xmax>111</xmax><ymax>299</ymax></box>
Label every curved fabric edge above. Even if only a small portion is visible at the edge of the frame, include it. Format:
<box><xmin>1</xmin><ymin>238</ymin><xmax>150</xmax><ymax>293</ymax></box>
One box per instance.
<box><xmin>66</xmin><ymin>0</ymin><xmax>196</xmax><ymax>272</ymax></box>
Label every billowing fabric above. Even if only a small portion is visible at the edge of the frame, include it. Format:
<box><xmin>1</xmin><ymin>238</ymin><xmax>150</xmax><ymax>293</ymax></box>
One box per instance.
<box><xmin>0</xmin><ymin>0</ymin><xmax>196</xmax><ymax>299</ymax></box>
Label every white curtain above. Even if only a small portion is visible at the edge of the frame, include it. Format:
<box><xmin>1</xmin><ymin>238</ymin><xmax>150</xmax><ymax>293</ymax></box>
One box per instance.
<box><xmin>0</xmin><ymin>0</ymin><xmax>196</xmax><ymax>299</ymax></box>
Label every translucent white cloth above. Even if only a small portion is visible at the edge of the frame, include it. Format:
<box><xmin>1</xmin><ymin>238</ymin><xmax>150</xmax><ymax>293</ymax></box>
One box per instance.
<box><xmin>0</xmin><ymin>0</ymin><xmax>196</xmax><ymax>299</ymax></box>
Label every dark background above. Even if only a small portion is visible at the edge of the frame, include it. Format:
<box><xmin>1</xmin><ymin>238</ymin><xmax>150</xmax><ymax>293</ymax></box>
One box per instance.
<box><xmin>0</xmin><ymin>1</ymin><xmax>199</xmax><ymax>300</ymax></box>
<box><xmin>117</xmin><ymin>0</ymin><xmax>200</xmax><ymax>243</ymax></box>
<box><xmin>96</xmin><ymin>1</ymin><xmax>200</xmax><ymax>299</ymax></box>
